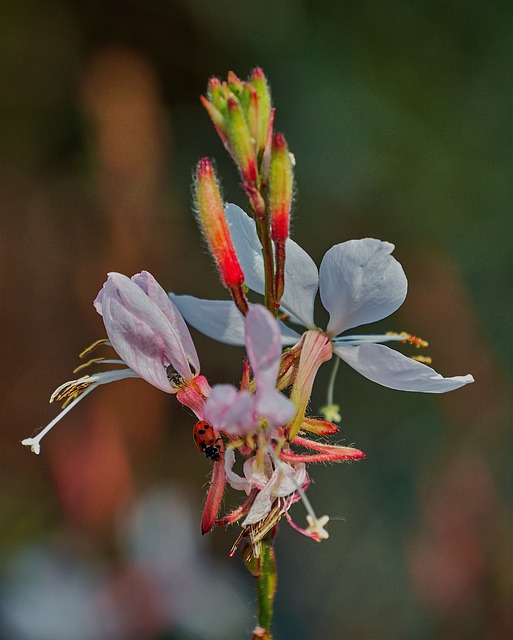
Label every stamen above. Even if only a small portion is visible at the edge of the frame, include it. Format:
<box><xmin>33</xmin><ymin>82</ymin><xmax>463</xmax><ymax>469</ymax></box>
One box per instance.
<box><xmin>73</xmin><ymin>357</ymin><xmax>105</xmax><ymax>373</ymax></box>
<box><xmin>411</xmin><ymin>355</ymin><xmax>433</xmax><ymax>364</ymax></box>
<box><xmin>50</xmin><ymin>376</ymin><xmax>96</xmax><ymax>406</ymax></box>
<box><xmin>79</xmin><ymin>338</ymin><xmax>110</xmax><ymax>359</ymax></box>
<box><xmin>389</xmin><ymin>331</ymin><xmax>428</xmax><ymax>348</ymax></box>
<box><xmin>73</xmin><ymin>358</ymin><xmax>125</xmax><ymax>374</ymax></box>
<box><xmin>22</xmin><ymin>383</ymin><xmax>98</xmax><ymax>454</ymax></box>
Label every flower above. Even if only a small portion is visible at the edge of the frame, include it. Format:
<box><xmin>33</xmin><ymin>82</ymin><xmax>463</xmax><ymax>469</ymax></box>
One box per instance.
<box><xmin>22</xmin><ymin>271</ymin><xmax>209</xmax><ymax>454</ymax></box>
<box><xmin>204</xmin><ymin>305</ymin><xmax>295</xmax><ymax>437</ymax></box>
<box><xmin>200</xmin><ymin>304</ymin><xmax>364</xmax><ymax>545</ymax></box>
<box><xmin>171</xmin><ymin>204</ymin><xmax>474</xmax><ymax>394</ymax></box>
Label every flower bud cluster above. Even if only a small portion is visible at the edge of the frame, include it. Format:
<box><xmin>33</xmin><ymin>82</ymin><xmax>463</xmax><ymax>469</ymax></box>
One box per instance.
<box><xmin>198</xmin><ymin>69</ymin><xmax>295</xmax><ymax>315</ymax></box>
<box><xmin>201</xmin><ymin>68</ymin><xmax>272</xmax><ymax>191</ymax></box>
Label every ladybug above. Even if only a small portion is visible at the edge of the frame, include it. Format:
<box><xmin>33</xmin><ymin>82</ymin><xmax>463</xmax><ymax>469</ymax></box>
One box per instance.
<box><xmin>193</xmin><ymin>421</ymin><xmax>222</xmax><ymax>462</ymax></box>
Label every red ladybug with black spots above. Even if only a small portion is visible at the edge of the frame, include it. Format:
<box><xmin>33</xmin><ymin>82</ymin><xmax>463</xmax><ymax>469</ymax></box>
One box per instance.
<box><xmin>193</xmin><ymin>421</ymin><xmax>222</xmax><ymax>462</ymax></box>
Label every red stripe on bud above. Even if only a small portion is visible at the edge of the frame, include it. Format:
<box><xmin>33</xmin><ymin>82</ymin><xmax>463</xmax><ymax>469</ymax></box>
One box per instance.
<box><xmin>269</xmin><ymin>132</ymin><xmax>293</xmax><ymax>241</ymax></box>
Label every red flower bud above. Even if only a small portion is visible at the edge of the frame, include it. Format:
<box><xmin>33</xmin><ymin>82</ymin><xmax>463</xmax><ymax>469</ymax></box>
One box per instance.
<box><xmin>195</xmin><ymin>158</ymin><xmax>245</xmax><ymax>289</ymax></box>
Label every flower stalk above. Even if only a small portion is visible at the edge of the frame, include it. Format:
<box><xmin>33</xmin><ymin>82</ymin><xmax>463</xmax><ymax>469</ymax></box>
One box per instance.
<box><xmin>246</xmin><ymin>532</ymin><xmax>277</xmax><ymax>640</ymax></box>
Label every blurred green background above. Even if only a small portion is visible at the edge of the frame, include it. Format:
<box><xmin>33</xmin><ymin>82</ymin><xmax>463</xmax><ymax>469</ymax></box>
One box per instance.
<box><xmin>1</xmin><ymin>1</ymin><xmax>511</xmax><ymax>639</ymax></box>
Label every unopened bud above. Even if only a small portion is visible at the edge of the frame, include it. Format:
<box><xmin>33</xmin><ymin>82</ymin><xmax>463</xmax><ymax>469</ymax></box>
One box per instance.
<box><xmin>250</xmin><ymin>67</ymin><xmax>272</xmax><ymax>155</ymax></box>
<box><xmin>227</xmin><ymin>97</ymin><xmax>258</xmax><ymax>185</ymax></box>
<box><xmin>195</xmin><ymin>158</ymin><xmax>245</xmax><ymax>289</ymax></box>
<box><xmin>227</xmin><ymin>70</ymin><xmax>243</xmax><ymax>96</ymax></box>
<box><xmin>269</xmin><ymin>132</ymin><xmax>293</xmax><ymax>241</ymax></box>
<box><xmin>201</xmin><ymin>70</ymin><xmax>275</xmax><ymax>188</ymax></box>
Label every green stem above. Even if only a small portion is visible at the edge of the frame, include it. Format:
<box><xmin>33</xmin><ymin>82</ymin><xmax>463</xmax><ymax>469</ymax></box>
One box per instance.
<box><xmin>256</xmin><ymin>535</ymin><xmax>276</xmax><ymax>631</ymax></box>
<box><xmin>256</xmin><ymin>218</ymin><xmax>277</xmax><ymax>315</ymax></box>
<box><xmin>248</xmin><ymin>182</ymin><xmax>277</xmax><ymax>317</ymax></box>
<box><xmin>245</xmin><ymin>533</ymin><xmax>277</xmax><ymax>639</ymax></box>
<box><xmin>273</xmin><ymin>239</ymin><xmax>286</xmax><ymax>306</ymax></box>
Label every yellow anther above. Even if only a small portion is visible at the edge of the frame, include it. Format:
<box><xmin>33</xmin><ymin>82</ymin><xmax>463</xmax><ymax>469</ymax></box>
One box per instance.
<box><xmin>397</xmin><ymin>332</ymin><xmax>428</xmax><ymax>348</ymax></box>
<box><xmin>79</xmin><ymin>339</ymin><xmax>109</xmax><ymax>359</ymax></box>
<box><xmin>50</xmin><ymin>376</ymin><xmax>95</xmax><ymax>406</ymax></box>
<box><xmin>410</xmin><ymin>355</ymin><xmax>433</xmax><ymax>364</ymax></box>
<box><xmin>73</xmin><ymin>358</ymin><xmax>105</xmax><ymax>374</ymax></box>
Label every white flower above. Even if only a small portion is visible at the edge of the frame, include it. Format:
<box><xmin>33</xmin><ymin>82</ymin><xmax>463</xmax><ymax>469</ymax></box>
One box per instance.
<box><xmin>171</xmin><ymin>204</ymin><xmax>474</xmax><ymax>393</ymax></box>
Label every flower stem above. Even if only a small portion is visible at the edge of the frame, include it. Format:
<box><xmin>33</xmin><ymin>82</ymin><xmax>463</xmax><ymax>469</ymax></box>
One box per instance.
<box><xmin>245</xmin><ymin>532</ymin><xmax>277</xmax><ymax>639</ymax></box>
<box><xmin>255</xmin><ymin>216</ymin><xmax>277</xmax><ymax>316</ymax></box>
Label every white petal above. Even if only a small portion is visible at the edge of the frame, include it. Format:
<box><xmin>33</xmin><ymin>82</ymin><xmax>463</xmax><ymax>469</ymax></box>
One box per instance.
<box><xmin>335</xmin><ymin>343</ymin><xmax>474</xmax><ymax>393</ymax></box>
<box><xmin>225</xmin><ymin>203</ymin><xmax>266</xmax><ymax>296</ymax></box>
<box><xmin>225</xmin><ymin>203</ymin><xmax>318</xmax><ymax>328</ymax></box>
<box><xmin>170</xmin><ymin>294</ymin><xmax>299</xmax><ymax>346</ymax></box>
<box><xmin>320</xmin><ymin>239</ymin><xmax>407</xmax><ymax>336</ymax></box>
<box><xmin>280</xmin><ymin>238</ymin><xmax>319</xmax><ymax>329</ymax></box>
<box><xmin>170</xmin><ymin>295</ymin><xmax>246</xmax><ymax>346</ymax></box>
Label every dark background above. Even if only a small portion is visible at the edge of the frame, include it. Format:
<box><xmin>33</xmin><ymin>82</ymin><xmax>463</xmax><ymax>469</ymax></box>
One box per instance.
<box><xmin>1</xmin><ymin>1</ymin><xmax>511</xmax><ymax>638</ymax></box>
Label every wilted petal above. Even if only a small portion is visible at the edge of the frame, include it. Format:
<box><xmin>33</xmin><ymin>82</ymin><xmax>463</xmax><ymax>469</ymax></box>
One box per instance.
<box><xmin>242</xmin><ymin>463</ymin><xmax>306</xmax><ymax>526</ymax></box>
<box><xmin>335</xmin><ymin>343</ymin><xmax>474</xmax><ymax>393</ymax></box>
<box><xmin>320</xmin><ymin>239</ymin><xmax>407</xmax><ymax>336</ymax></box>
<box><xmin>224</xmin><ymin>449</ymin><xmax>250</xmax><ymax>492</ymax></box>
<box><xmin>243</xmin><ymin>481</ymin><xmax>274</xmax><ymax>525</ymax></box>
<box><xmin>225</xmin><ymin>203</ymin><xmax>318</xmax><ymax>328</ymax></box>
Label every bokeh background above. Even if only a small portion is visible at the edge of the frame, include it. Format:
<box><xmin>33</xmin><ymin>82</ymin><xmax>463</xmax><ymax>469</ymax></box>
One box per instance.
<box><xmin>1</xmin><ymin>1</ymin><xmax>511</xmax><ymax>639</ymax></box>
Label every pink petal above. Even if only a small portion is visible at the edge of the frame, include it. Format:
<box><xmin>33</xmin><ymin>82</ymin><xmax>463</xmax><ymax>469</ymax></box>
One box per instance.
<box><xmin>132</xmin><ymin>272</ymin><xmax>200</xmax><ymax>375</ymax></box>
<box><xmin>254</xmin><ymin>382</ymin><xmax>295</xmax><ymax>429</ymax></box>
<box><xmin>96</xmin><ymin>273</ymin><xmax>196</xmax><ymax>391</ymax></box>
<box><xmin>204</xmin><ymin>385</ymin><xmax>256</xmax><ymax>435</ymax></box>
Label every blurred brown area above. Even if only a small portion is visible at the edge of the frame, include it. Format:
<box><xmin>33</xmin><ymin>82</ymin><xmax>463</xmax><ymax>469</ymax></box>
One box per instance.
<box><xmin>1</xmin><ymin>1</ymin><xmax>511</xmax><ymax>639</ymax></box>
